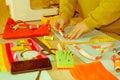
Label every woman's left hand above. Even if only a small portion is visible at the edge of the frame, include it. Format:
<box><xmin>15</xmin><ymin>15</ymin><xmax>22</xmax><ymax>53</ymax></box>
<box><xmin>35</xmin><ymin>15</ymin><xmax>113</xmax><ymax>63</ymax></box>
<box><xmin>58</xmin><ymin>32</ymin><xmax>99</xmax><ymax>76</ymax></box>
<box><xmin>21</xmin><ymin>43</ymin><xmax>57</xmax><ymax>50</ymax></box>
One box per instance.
<box><xmin>67</xmin><ymin>21</ymin><xmax>91</xmax><ymax>39</ymax></box>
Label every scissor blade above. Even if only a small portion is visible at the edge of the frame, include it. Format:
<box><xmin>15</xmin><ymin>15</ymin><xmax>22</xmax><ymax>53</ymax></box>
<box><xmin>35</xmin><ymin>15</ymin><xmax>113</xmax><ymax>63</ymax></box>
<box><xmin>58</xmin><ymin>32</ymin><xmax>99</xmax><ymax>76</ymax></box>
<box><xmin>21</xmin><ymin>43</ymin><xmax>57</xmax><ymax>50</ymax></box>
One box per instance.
<box><xmin>31</xmin><ymin>37</ymin><xmax>52</xmax><ymax>54</ymax></box>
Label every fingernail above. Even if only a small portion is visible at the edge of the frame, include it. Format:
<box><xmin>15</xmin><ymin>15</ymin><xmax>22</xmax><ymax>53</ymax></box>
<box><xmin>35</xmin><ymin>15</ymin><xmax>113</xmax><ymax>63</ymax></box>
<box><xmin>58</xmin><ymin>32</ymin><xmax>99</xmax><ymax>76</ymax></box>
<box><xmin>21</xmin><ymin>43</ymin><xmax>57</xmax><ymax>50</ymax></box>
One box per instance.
<box><xmin>59</xmin><ymin>27</ymin><xmax>63</xmax><ymax>31</ymax></box>
<box><xmin>64</xmin><ymin>36</ymin><xmax>68</xmax><ymax>39</ymax></box>
<box><xmin>59</xmin><ymin>30</ymin><xmax>64</xmax><ymax>37</ymax></box>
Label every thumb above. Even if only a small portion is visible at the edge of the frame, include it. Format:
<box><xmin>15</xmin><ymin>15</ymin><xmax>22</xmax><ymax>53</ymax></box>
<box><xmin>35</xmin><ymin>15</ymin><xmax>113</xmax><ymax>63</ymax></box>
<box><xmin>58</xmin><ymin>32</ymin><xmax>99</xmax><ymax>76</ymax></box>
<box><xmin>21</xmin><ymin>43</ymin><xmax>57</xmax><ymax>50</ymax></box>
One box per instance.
<box><xmin>59</xmin><ymin>21</ymin><xmax>64</xmax><ymax>31</ymax></box>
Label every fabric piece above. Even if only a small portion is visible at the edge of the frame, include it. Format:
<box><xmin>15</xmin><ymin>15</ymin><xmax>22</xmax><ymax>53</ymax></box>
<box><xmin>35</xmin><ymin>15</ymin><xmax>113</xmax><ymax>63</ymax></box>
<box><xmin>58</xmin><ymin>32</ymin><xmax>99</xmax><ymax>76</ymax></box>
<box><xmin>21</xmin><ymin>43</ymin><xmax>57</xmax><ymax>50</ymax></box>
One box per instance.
<box><xmin>70</xmin><ymin>61</ymin><xmax>118</xmax><ymax>80</ymax></box>
<box><xmin>3</xmin><ymin>18</ymin><xmax>50</xmax><ymax>39</ymax></box>
<box><xmin>0</xmin><ymin>39</ymin><xmax>49</xmax><ymax>72</ymax></box>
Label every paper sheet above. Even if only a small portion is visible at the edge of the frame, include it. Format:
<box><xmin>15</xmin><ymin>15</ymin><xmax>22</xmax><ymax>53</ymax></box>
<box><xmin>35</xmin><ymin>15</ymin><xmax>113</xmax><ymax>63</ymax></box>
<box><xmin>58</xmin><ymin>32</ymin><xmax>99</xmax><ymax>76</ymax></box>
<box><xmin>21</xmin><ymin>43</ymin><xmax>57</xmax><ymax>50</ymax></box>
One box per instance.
<box><xmin>0</xmin><ymin>71</ymin><xmax>52</xmax><ymax>80</ymax></box>
<box><xmin>52</xmin><ymin>25</ymin><xmax>120</xmax><ymax>79</ymax></box>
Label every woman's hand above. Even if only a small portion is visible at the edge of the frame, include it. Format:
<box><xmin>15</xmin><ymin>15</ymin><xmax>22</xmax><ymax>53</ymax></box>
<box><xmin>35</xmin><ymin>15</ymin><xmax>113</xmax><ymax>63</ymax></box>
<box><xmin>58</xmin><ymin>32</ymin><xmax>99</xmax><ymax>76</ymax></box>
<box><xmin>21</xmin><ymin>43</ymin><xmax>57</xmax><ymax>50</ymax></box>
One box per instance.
<box><xmin>67</xmin><ymin>21</ymin><xmax>91</xmax><ymax>39</ymax></box>
<box><xmin>52</xmin><ymin>16</ymin><xmax>69</xmax><ymax>32</ymax></box>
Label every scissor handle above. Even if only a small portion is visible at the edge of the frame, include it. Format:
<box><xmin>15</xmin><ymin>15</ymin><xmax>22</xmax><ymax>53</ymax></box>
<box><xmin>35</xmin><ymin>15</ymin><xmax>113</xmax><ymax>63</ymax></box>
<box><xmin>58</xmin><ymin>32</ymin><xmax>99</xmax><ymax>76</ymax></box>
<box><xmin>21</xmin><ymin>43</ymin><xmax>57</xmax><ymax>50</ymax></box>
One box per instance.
<box><xmin>41</xmin><ymin>48</ymin><xmax>57</xmax><ymax>55</ymax></box>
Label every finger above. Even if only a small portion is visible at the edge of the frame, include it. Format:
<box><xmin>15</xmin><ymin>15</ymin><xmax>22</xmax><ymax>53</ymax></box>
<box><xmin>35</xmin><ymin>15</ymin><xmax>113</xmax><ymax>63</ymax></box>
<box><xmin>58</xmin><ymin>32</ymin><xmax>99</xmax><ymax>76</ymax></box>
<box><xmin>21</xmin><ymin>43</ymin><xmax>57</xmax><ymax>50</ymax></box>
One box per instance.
<box><xmin>68</xmin><ymin>29</ymin><xmax>78</xmax><ymax>39</ymax></box>
<box><xmin>74</xmin><ymin>32</ymin><xmax>83</xmax><ymax>39</ymax></box>
<box><xmin>59</xmin><ymin>21</ymin><xmax>64</xmax><ymax>31</ymax></box>
<box><xmin>52</xmin><ymin>21</ymin><xmax>59</xmax><ymax>32</ymax></box>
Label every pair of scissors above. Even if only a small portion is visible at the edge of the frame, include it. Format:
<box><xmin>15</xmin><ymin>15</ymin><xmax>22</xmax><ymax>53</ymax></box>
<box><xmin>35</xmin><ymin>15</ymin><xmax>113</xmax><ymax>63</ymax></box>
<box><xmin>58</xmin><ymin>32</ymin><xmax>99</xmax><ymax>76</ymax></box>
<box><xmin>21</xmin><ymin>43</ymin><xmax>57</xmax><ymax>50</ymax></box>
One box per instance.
<box><xmin>31</xmin><ymin>37</ymin><xmax>57</xmax><ymax>55</ymax></box>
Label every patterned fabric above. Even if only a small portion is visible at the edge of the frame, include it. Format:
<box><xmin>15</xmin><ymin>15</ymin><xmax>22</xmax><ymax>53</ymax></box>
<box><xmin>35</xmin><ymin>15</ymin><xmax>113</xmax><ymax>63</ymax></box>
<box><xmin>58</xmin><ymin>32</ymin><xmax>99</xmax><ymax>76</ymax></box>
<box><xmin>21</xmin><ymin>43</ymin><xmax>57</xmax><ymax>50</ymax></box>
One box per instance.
<box><xmin>0</xmin><ymin>39</ymin><xmax>47</xmax><ymax>72</ymax></box>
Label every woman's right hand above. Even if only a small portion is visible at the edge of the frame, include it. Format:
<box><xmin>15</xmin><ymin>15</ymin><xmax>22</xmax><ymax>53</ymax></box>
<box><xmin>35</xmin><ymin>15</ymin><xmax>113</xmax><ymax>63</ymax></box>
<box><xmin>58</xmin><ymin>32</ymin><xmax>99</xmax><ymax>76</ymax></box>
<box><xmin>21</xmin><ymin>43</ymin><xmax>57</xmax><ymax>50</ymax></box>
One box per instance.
<box><xmin>52</xmin><ymin>16</ymin><xmax>69</xmax><ymax>32</ymax></box>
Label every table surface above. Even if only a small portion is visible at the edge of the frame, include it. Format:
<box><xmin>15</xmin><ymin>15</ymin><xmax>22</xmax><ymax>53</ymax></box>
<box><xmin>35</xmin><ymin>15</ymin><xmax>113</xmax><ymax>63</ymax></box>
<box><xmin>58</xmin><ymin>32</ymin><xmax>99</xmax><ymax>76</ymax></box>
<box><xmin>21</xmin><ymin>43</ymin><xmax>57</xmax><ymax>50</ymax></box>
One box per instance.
<box><xmin>0</xmin><ymin>19</ymin><xmax>84</xmax><ymax>80</ymax></box>
<box><xmin>0</xmin><ymin>1</ymin><xmax>120</xmax><ymax>79</ymax></box>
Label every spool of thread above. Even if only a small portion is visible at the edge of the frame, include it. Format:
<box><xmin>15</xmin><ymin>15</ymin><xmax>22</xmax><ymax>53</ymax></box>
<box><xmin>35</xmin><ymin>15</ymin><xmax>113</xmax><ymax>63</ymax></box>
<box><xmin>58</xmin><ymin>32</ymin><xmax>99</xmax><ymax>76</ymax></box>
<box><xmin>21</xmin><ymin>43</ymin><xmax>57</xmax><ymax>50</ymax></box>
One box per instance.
<box><xmin>116</xmin><ymin>47</ymin><xmax>120</xmax><ymax>55</ymax></box>
<box><xmin>44</xmin><ymin>36</ymin><xmax>53</xmax><ymax>40</ymax></box>
<box><xmin>11</xmin><ymin>46</ymin><xmax>24</xmax><ymax>51</ymax></box>
<box><xmin>29</xmin><ymin>24</ymin><xmax>39</xmax><ymax>30</ymax></box>
<box><xmin>114</xmin><ymin>60</ymin><xmax>120</xmax><ymax>72</ymax></box>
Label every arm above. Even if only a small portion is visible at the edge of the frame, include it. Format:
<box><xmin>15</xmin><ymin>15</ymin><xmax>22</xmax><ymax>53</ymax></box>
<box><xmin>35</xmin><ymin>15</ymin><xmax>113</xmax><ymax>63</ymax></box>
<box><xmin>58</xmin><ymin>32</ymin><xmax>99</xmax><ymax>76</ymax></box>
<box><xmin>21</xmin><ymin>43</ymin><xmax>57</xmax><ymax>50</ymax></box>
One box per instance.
<box><xmin>84</xmin><ymin>0</ymin><xmax>120</xmax><ymax>30</ymax></box>
<box><xmin>59</xmin><ymin>0</ymin><xmax>77</xmax><ymax>20</ymax></box>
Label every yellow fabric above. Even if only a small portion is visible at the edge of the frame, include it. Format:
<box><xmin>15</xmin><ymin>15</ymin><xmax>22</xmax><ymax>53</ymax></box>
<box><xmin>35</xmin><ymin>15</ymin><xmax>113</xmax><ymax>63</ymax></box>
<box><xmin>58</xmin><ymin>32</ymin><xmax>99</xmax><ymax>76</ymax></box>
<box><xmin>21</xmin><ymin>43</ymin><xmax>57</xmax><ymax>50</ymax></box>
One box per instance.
<box><xmin>0</xmin><ymin>45</ymin><xmax>7</xmax><ymax>72</ymax></box>
<box><xmin>59</xmin><ymin>0</ymin><xmax>120</xmax><ymax>34</ymax></box>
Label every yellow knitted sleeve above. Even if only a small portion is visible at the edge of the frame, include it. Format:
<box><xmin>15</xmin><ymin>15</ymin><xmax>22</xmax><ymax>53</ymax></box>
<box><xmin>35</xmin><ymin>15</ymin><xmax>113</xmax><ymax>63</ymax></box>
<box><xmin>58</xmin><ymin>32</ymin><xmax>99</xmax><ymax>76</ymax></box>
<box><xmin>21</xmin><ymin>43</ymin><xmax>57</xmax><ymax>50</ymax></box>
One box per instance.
<box><xmin>84</xmin><ymin>0</ymin><xmax>120</xmax><ymax>30</ymax></box>
<box><xmin>59</xmin><ymin>0</ymin><xmax>77</xmax><ymax>20</ymax></box>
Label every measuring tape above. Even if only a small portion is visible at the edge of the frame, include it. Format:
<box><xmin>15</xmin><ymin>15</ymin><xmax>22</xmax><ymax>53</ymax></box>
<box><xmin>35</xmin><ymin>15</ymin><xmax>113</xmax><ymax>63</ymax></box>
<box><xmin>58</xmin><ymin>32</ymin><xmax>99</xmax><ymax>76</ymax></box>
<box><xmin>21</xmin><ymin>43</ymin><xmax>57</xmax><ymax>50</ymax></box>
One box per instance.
<box><xmin>60</xmin><ymin>35</ymin><xmax>115</xmax><ymax>45</ymax></box>
<box><xmin>73</xmin><ymin>44</ymin><xmax>103</xmax><ymax>60</ymax></box>
<box><xmin>60</xmin><ymin>35</ymin><xmax>115</xmax><ymax>60</ymax></box>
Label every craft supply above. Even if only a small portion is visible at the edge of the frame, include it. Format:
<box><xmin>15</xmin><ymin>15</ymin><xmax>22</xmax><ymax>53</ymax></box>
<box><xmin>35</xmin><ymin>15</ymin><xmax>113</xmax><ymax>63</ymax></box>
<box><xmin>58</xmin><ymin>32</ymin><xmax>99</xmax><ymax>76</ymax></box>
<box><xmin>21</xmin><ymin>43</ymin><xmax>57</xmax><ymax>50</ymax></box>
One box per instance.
<box><xmin>59</xmin><ymin>30</ymin><xmax>64</xmax><ymax>37</ymax></box>
<box><xmin>11</xmin><ymin>46</ymin><xmax>24</xmax><ymax>51</ymax></box>
<box><xmin>20</xmin><ymin>50</ymin><xmax>40</xmax><ymax>60</ymax></box>
<box><xmin>3</xmin><ymin>18</ymin><xmax>50</xmax><ymax>39</ymax></box>
<box><xmin>114</xmin><ymin>60</ymin><xmax>120</xmax><ymax>72</ymax></box>
<box><xmin>70</xmin><ymin>61</ymin><xmax>118</xmax><ymax>80</ymax></box>
<box><xmin>0</xmin><ymin>39</ymin><xmax>51</xmax><ymax>72</ymax></box>
<box><xmin>29</xmin><ymin>24</ymin><xmax>39</xmax><ymax>30</ymax></box>
<box><xmin>31</xmin><ymin>37</ymin><xmax>57</xmax><ymax>55</ymax></box>
<box><xmin>57</xmin><ymin>43</ymin><xmax>66</xmax><ymax>50</ymax></box>
<box><xmin>59</xmin><ymin>28</ymin><xmax>64</xmax><ymax>37</ymax></box>
<box><xmin>11</xmin><ymin>58</ymin><xmax>52</xmax><ymax>74</ymax></box>
<box><xmin>111</xmin><ymin>48</ymin><xmax>120</xmax><ymax>72</ymax></box>
<box><xmin>73</xmin><ymin>44</ymin><xmax>103</xmax><ymax>60</ymax></box>
<box><xmin>90</xmin><ymin>42</ymin><xmax>114</xmax><ymax>53</ymax></box>
<box><xmin>44</xmin><ymin>36</ymin><xmax>54</xmax><ymax>40</ymax></box>
<box><xmin>56</xmin><ymin>50</ymin><xmax>74</xmax><ymax>69</ymax></box>
<box><xmin>53</xmin><ymin>25</ymin><xmax>120</xmax><ymax>78</ymax></box>
<box><xmin>41</xmin><ymin>39</ymin><xmax>56</xmax><ymax>54</ymax></box>
<box><xmin>116</xmin><ymin>47</ymin><xmax>120</xmax><ymax>55</ymax></box>
<box><xmin>60</xmin><ymin>36</ymin><xmax>115</xmax><ymax>45</ymax></box>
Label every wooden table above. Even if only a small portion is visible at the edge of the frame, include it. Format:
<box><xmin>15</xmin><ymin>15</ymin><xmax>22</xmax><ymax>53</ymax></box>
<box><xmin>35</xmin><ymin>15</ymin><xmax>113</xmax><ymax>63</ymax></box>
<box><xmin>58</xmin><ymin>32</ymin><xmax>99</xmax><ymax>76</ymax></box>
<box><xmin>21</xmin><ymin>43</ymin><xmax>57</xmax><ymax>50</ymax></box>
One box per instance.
<box><xmin>0</xmin><ymin>19</ymin><xmax>84</xmax><ymax>80</ymax></box>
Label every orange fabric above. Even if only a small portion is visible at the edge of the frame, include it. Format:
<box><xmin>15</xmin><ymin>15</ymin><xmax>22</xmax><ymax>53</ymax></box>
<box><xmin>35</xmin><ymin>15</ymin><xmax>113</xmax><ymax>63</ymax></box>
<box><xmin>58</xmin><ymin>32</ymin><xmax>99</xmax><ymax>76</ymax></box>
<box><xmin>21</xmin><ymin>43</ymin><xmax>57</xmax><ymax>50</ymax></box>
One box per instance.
<box><xmin>70</xmin><ymin>61</ymin><xmax>118</xmax><ymax>80</ymax></box>
<box><xmin>3</xmin><ymin>18</ymin><xmax>50</xmax><ymax>39</ymax></box>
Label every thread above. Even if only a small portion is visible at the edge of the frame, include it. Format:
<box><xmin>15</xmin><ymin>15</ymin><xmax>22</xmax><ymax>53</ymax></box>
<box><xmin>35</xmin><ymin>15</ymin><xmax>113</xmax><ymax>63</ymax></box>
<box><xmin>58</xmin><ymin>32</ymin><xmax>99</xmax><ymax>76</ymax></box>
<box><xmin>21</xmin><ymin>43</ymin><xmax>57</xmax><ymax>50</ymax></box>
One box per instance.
<box><xmin>114</xmin><ymin>60</ymin><xmax>120</xmax><ymax>72</ymax></box>
<box><xmin>116</xmin><ymin>47</ymin><xmax>120</xmax><ymax>55</ymax></box>
<box><xmin>11</xmin><ymin>46</ymin><xmax>24</xmax><ymax>51</ymax></box>
<box><xmin>44</xmin><ymin>36</ymin><xmax>53</xmax><ymax>40</ymax></box>
<box><xmin>29</xmin><ymin>24</ymin><xmax>39</xmax><ymax>30</ymax></box>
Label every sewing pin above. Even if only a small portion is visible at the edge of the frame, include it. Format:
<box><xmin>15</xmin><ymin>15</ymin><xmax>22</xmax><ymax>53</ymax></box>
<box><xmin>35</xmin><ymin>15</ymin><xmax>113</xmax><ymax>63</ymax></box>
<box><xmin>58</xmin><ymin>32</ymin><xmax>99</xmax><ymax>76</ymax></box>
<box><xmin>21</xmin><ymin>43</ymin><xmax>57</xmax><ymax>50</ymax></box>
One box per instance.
<box><xmin>44</xmin><ymin>36</ymin><xmax>54</xmax><ymax>40</ymax></box>
<box><xmin>59</xmin><ymin>28</ymin><xmax>64</xmax><ymax>37</ymax></box>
